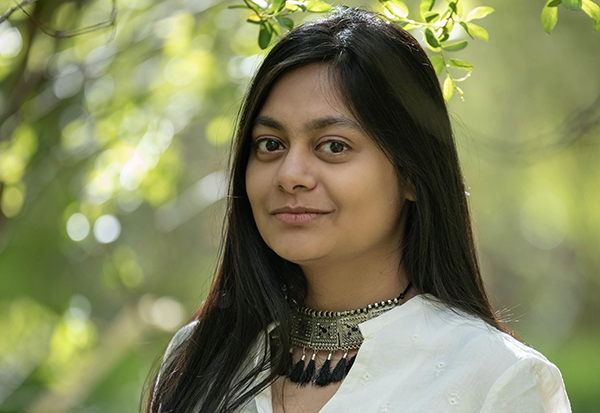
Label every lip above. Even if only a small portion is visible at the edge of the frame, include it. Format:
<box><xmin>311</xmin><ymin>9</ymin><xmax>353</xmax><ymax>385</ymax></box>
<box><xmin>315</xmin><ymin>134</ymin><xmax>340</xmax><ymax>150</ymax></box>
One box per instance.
<box><xmin>270</xmin><ymin>206</ymin><xmax>332</xmax><ymax>225</ymax></box>
<box><xmin>270</xmin><ymin>206</ymin><xmax>331</xmax><ymax>214</ymax></box>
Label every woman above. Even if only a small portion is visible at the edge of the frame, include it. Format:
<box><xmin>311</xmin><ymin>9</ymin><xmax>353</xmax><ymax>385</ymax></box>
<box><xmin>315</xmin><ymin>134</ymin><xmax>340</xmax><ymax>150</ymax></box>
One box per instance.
<box><xmin>145</xmin><ymin>7</ymin><xmax>571</xmax><ymax>413</ymax></box>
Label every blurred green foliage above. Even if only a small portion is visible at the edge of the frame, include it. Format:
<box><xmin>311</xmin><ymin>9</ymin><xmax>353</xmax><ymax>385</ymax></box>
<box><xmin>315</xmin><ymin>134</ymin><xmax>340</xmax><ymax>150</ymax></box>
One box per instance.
<box><xmin>0</xmin><ymin>0</ymin><xmax>599</xmax><ymax>412</ymax></box>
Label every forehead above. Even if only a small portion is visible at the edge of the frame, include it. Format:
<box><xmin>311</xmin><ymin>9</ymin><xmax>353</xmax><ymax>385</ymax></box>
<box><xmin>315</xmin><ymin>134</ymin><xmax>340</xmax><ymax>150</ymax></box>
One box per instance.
<box><xmin>256</xmin><ymin>63</ymin><xmax>354</xmax><ymax>124</ymax></box>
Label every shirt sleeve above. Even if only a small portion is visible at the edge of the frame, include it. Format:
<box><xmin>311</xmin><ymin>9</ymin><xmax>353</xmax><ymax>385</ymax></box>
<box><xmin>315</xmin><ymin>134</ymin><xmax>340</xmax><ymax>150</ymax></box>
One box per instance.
<box><xmin>480</xmin><ymin>357</ymin><xmax>571</xmax><ymax>413</ymax></box>
<box><xmin>150</xmin><ymin>321</ymin><xmax>198</xmax><ymax>410</ymax></box>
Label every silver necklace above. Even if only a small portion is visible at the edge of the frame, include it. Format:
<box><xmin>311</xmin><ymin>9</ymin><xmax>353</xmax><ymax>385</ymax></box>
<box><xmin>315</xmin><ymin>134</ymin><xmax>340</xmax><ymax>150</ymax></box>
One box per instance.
<box><xmin>287</xmin><ymin>282</ymin><xmax>412</xmax><ymax>386</ymax></box>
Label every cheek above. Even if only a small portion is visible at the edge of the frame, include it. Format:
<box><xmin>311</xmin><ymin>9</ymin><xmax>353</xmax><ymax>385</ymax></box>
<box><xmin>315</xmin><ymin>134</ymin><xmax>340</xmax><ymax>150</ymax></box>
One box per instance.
<box><xmin>245</xmin><ymin>161</ymin><xmax>264</xmax><ymax>206</ymax></box>
<box><xmin>346</xmin><ymin>161</ymin><xmax>402</xmax><ymax>227</ymax></box>
<box><xmin>245</xmin><ymin>161</ymin><xmax>275</xmax><ymax>227</ymax></box>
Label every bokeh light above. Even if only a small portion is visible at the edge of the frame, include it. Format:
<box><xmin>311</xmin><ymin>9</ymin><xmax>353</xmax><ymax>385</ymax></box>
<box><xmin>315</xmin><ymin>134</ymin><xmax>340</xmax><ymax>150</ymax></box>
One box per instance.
<box><xmin>93</xmin><ymin>215</ymin><xmax>121</xmax><ymax>243</ymax></box>
<box><xmin>66</xmin><ymin>213</ymin><xmax>91</xmax><ymax>241</ymax></box>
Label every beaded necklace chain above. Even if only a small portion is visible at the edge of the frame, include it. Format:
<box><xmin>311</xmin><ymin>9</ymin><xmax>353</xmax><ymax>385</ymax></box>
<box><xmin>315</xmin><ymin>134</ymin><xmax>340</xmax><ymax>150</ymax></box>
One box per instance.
<box><xmin>286</xmin><ymin>282</ymin><xmax>412</xmax><ymax>387</ymax></box>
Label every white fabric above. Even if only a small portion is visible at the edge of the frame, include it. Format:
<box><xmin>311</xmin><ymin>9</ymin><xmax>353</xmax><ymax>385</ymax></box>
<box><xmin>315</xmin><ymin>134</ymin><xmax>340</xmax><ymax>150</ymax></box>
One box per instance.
<box><xmin>162</xmin><ymin>294</ymin><xmax>571</xmax><ymax>413</ymax></box>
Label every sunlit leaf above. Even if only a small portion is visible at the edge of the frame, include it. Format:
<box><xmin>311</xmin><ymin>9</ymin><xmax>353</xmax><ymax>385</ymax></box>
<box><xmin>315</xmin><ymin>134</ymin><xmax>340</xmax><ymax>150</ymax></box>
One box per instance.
<box><xmin>424</xmin><ymin>27</ymin><xmax>441</xmax><ymax>49</ymax></box>
<box><xmin>444</xmin><ymin>20</ymin><xmax>454</xmax><ymax>36</ymax></box>
<box><xmin>542</xmin><ymin>0</ymin><xmax>562</xmax><ymax>34</ymax></box>
<box><xmin>463</xmin><ymin>22</ymin><xmax>489</xmax><ymax>41</ymax></box>
<box><xmin>465</xmin><ymin>6</ymin><xmax>495</xmax><ymax>22</ymax></box>
<box><xmin>247</xmin><ymin>0</ymin><xmax>266</xmax><ymax>11</ymax></box>
<box><xmin>399</xmin><ymin>22</ymin><xmax>418</xmax><ymax>30</ymax></box>
<box><xmin>306</xmin><ymin>0</ymin><xmax>332</xmax><ymax>12</ymax></box>
<box><xmin>443</xmin><ymin>75</ymin><xmax>453</xmax><ymax>101</ymax></box>
<box><xmin>582</xmin><ymin>0</ymin><xmax>600</xmax><ymax>30</ymax></box>
<box><xmin>247</xmin><ymin>13</ymin><xmax>262</xmax><ymax>24</ymax></box>
<box><xmin>448</xmin><ymin>1</ymin><xmax>463</xmax><ymax>17</ymax></box>
<box><xmin>430</xmin><ymin>55</ymin><xmax>445</xmax><ymax>76</ymax></box>
<box><xmin>442</xmin><ymin>40</ymin><xmax>468</xmax><ymax>51</ymax></box>
<box><xmin>268</xmin><ymin>0</ymin><xmax>287</xmax><ymax>13</ymax></box>
<box><xmin>272</xmin><ymin>23</ymin><xmax>282</xmax><ymax>35</ymax></box>
<box><xmin>459</xmin><ymin>21</ymin><xmax>472</xmax><ymax>39</ymax></box>
<box><xmin>420</xmin><ymin>0</ymin><xmax>436</xmax><ymax>19</ymax></box>
<box><xmin>286</xmin><ymin>1</ymin><xmax>299</xmax><ymax>11</ymax></box>
<box><xmin>381</xmin><ymin>0</ymin><xmax>409</xmax><ymax>19</ymax></box>
<box><xmin>424</xmin><ymin>11</ymin><xmax>440</xmax><ymax>23</ymax></box>
<box><xmin>448</xmin><ymin>58</ymin><xmax>473</xmax><ymax>70</ymax></box>
<box><xmin>563</xmin><ymin>0</ymin><xmax>582</xmax><ymax>10</ymax></box>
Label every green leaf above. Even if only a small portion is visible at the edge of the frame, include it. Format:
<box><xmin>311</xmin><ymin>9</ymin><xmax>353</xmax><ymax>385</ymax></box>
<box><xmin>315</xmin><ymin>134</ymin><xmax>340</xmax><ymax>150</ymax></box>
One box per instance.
<box><xmin>448</xmin><ymin>1</ymin><xmax>463</xmax><ymax>17</ymax></box>
<box><xmin>582</xmin><ymin>0</ymin><xmax>600</xmax><ymax>30</ymax></box>
<box><xmin>247</xmin><ymin>13</ymin><xmax>262</xmax><ymax>24</ymax></box>
<box><xmin>430</xmin><ymin>55</ymin><xmax>445</xmax><ymax>76</ymax></box>
<box><xmin>439</xmin><ymin>28</ymin><xmax>450</xmax><ymax>42</ymax></box>
<box><xmin>275</xmin><ymin>16</ymin><xmax>294</xmax><ymax>30</ymax></box>
<box><xmin>542</xmin><ymin>0</ymin><xmax>562</xmax><ymax>34</ymax></box>
<box><xmin>448</xmin><ymin>58</ymin><xmax>473</xmax><ymax>70</ymax></box>
<box><xmin>247</xmin><ymin>0</ymin><xmax>265</xmax><ymax>11</ymax></box>
<box><xmin>459</xmin><ymin>22</ymin><xmax>473</xmax><ymax>39</ymax></box>
<box><xmin>563</xmin><ymin>0</ymin><xmax>582</xmax><ymax>10</ymax></box>
<box><xmin>258</xmin><ymin>21</ymin><xmax>274</xmax><ymax>49</ymax></box>
<box><xmin>269</xmin><ymin>0</ymin><xmax>287</xmax><ymax>13</ymax></box>
<box><xmin>227</xmin><ymin>5</ymin><xmax>250</xmax><ymax>9</ymax></box>
<box><xmin>442</xmin><ymin>40</ymin><xmax>468</xmax><ymax>51</ymax></box>
<box><xmin>443</xmin><ymin>75</ymin><xmax>453</xmax><ymax>101</ymax></box>
<box><xmin>424</xmin><ymin>11</ymin><xmax>440</xmax><ymax>22</ymax></box>
<box><xmin>380</xmin><ymin>0</ymin><xmax>409</xmax><ymax>18</ymax></box>
<box><xmin>424</xmin><ymin>27</ymin><xmax>441</xmax><ymax>49</ymax></box>
<box><xmin>420</xmin><ymin>0</ymin><xmax>436</xmax><ymax>19</ymax></box>
<box><xmin>463</xmin><ymin>22</ymin><xmax>489</xmax><ymax>41</ymax></box>
<box><xmin>285</xmin><ymin>1</ymin><xmax>300</xmax><ymax>11</ymax></box>
<box><xmin>465</xmin><ymin>6</ymin><xmax>495</xmax><ymax>21</ymax></box>
<box><xmin>400</xmin><ymin>23</ymin><xmax>418</xmax><ymax>30</ymax></box>
<box><xmin>306</xmin><ymin>0</ymin><xmax>332</xmax><ymax>12</ymax></box>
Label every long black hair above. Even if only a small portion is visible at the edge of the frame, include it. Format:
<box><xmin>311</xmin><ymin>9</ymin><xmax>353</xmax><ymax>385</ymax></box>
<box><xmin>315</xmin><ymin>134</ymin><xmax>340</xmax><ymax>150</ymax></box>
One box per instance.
<box><xmin>145</xmin><ymin>6</ymin><xmax>509</xmax><ymax>413</ymax></box>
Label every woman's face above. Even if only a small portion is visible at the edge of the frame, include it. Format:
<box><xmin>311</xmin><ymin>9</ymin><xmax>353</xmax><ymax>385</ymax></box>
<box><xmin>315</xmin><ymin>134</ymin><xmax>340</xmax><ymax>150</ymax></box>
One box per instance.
<box><xmin>245</xmin><ymin>63</ymin><xmax>414</xmax><ymax>267</ymax></box>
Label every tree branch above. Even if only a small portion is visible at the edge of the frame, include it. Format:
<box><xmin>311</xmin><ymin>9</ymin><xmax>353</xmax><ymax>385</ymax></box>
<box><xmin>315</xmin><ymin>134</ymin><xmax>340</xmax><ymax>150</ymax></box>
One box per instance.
<box><xmin>13</xmin><ymin>0</ymin><xmax>117</xmax><ymax>39</ymax></box>
<box><xmin>0</xmin><ymin>0</ymin><xmax>38</xmax><ymax>24</ymax></box>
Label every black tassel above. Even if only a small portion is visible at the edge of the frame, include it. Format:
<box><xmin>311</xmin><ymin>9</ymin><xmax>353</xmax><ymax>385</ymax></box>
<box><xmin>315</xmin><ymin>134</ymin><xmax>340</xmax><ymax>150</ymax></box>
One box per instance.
<box><xmin>329</xmin><ymin>355</ymin><xmax>347</xmax><ymax>383</ymax></box>
<box><xmin>288</xmin><ymin>355</ymin><xmax>305</xmax><ymax>383</ymax></box>
<box><xmin>345</xmin><ymin>354</ymin><xmax>356</xmax><ymax>375</ymax></box>
<box><xmin>314</xmin><ymin>356</ymin><xmax>331</xmax><ymax>387</ymax></box>
<box><xmin>300</xmin><ymin>353</ymin><xmax>316</xmax><ymax>384</ymax></box>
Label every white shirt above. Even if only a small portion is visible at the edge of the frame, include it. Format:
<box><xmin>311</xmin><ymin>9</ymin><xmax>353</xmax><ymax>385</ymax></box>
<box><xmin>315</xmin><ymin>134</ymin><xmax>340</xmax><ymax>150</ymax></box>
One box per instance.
<box><xmin>161</xmin><ymin>294</ymin><xmax>571</xmax><ymax>413</ymax></box>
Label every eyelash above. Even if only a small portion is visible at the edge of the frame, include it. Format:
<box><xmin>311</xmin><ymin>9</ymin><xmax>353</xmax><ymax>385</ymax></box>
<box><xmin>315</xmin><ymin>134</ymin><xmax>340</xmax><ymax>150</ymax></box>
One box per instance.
<box><xmin>253</xmin><ymin>138</ymin><xmax>351</xmax><ymax>156</ymax></box>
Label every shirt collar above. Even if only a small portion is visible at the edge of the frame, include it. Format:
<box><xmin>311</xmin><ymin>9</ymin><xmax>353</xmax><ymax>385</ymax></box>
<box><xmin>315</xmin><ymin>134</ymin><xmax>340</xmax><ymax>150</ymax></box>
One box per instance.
<box><xmin>358</xmin><ymin>293</ymin><xmax>437</xmax><ymax>337</ymax></box>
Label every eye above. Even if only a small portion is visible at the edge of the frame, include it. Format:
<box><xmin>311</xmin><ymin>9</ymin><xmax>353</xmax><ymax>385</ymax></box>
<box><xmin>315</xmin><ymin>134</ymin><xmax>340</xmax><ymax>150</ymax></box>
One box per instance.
<box><xmin>319</xmin><ymin>140</ymin><xmax>350</xmax><ymax>155</ymax></box>
<box><xmin>255</xmin><ymin>138</ymin><xmax>284</xmax><ymax>152</ymax></box>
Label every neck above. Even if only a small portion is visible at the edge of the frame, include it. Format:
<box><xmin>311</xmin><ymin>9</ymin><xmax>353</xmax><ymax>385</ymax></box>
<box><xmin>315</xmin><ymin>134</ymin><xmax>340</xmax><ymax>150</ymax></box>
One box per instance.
<box><xmin>299</xmin><ymin>249</ymin><xmax>413</xmax><ymax>312</ymax></box>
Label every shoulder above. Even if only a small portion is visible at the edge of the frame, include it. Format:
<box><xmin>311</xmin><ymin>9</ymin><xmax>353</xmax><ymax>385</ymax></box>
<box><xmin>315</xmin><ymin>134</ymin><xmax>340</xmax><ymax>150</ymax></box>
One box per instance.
<box><xmin>479</xmin><ymin>355</ymin><xmax>571</xmax><ymax>412</ymax></box>
<box><xmin>162</xmin><ymin>320</ymin><xmax>199</xmax><ymax>364</ymax></box>
<box><xmin>417</xmin><ymin>296</ymin><xmax>571</xmax><ymax>411</ymax></box>
<box><xmin>416</xmin><ymin>295</ymin><xmax>546</xmax><ymax>365</ymax></box>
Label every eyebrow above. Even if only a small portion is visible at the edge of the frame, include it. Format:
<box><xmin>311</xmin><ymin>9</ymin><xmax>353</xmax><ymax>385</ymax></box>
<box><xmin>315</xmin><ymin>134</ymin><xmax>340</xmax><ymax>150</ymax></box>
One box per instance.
<box><xmin>252</xmin><ymin>115</ymin><xmax>364</xmax><ymax>134</ymax></box>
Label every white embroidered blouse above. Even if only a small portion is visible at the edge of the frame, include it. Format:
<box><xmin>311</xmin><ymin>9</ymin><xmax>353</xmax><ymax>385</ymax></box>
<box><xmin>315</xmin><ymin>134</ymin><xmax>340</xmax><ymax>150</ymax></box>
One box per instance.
<box><xmin>158</xmin><ymin>294</ymin><xmax>571</xmax><ymax>413</ymax></box>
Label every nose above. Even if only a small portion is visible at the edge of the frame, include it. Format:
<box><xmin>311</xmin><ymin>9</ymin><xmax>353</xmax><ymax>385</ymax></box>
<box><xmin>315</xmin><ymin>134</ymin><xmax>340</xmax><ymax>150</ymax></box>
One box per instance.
<box><xmin>273</xmin><ymin>145</ymin><xmax>317</xmax><ymax>193</ymax></box>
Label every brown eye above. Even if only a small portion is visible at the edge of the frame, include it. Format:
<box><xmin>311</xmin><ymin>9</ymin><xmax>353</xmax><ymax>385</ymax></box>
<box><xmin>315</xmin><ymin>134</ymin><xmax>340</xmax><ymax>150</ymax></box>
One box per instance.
<box><xmin>321</xmin><ymin>141</ymin><xmax>349</xmax><ymax>155</ymax></box>
<box><xmin>257</xmin><ymin>139</ymin><xmax>283</xmax><ymax>152</ymax></box>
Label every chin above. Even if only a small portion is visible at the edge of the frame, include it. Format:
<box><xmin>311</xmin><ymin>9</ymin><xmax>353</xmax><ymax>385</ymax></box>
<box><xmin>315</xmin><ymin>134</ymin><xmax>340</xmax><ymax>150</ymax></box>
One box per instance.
<box><xmin>269</xmin><ymin>244</ymin><xmax>328</xmax><ymax>264</ymax></box>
